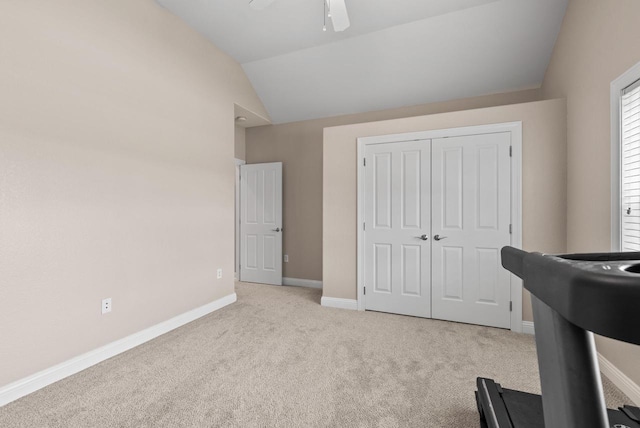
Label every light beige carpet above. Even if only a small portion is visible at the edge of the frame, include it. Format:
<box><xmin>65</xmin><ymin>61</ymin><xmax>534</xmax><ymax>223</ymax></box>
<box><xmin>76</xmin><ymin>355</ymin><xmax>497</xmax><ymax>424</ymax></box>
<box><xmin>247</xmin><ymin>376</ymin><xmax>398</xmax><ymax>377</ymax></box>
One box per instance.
<box><xmin>0</xmin><ymin>282</ymin><xmax>631</xmax><ymax>427</ymax></box>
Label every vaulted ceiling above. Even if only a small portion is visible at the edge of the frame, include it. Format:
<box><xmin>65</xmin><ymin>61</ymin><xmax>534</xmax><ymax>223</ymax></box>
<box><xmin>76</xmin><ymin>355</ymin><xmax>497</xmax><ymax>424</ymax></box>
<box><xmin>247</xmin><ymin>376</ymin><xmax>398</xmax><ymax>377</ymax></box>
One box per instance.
<box><xmin>156</xmin><ymin>0</ymin><xmax>568</xmax><ymax>124</ymax></box>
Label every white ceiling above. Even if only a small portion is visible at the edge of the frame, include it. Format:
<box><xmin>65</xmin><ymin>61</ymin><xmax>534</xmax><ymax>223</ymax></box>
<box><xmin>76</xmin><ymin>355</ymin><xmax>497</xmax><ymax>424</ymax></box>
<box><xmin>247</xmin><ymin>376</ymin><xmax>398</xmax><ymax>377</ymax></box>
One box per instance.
<box><xmin>156</xmin><ymin>0</ymin><xmax>568</xmax><ymax>124</ymax></box>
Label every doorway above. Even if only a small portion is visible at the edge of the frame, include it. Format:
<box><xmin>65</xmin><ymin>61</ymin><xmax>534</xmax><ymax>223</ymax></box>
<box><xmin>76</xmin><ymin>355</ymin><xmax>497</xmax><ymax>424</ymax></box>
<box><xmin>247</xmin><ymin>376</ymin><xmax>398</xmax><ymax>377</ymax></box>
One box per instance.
<box><xmin>238</xmin><ymin>162</ymin><xmax>284</xmax><ymax>285</ymax></box>
<box><xmin>357</xmin><ymin>123</ymin><xmax>523</xmax><ymax>331</ymax></box>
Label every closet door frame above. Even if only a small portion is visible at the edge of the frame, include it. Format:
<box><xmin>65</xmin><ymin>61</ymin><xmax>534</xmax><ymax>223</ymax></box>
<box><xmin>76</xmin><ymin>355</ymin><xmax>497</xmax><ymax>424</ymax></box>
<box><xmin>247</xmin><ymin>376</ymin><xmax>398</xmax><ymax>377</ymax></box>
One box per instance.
<box><xmin>356</xmin><ymin>122</ymin><xmax>523</xmax><ymax>333</ymax></box>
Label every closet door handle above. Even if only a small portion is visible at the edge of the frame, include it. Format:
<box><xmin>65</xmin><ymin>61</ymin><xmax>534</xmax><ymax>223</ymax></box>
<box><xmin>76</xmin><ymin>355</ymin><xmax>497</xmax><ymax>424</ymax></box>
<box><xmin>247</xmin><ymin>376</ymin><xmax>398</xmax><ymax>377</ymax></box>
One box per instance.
<box><xmin>417</xmin><ymin>234</ymin><xmax>429</xmax><ymax>241</ymax></box>
<box><xmin>434</xmin><ymin>235</ymin><xmax>447</xmax><ymax>241</ymax></box>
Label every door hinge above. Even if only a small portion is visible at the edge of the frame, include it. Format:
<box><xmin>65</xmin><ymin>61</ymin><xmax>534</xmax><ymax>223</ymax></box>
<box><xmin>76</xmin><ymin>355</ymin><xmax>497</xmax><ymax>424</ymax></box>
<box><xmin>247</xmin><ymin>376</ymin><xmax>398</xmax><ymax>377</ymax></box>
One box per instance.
<box><xmin>509</xmin><ymin>146</ymin><xmax>513</xmax><ymax>157</ymax></box>
<box><xmin>363</xmin><ymin>158</ymin><xmax>366</xmax><ymax>166</ymax></box>
<box><xmin>509</xmin><ymin>224</ymin><xmax>512</xmax><ymax>234</ymax></box>
<box><xmin>363</xmin><ymin>222</ymin><xmax>366</xmax><ymax>231</ymax></box>
<box><xmin>510</xmin><ymin>301</ymin><xmax>513</xmax><ymax>312</ymax></box>
<box><xmin>364</xmin><ymin>286</ymin><xmax>366</xmax><ymax>295</ymax></box>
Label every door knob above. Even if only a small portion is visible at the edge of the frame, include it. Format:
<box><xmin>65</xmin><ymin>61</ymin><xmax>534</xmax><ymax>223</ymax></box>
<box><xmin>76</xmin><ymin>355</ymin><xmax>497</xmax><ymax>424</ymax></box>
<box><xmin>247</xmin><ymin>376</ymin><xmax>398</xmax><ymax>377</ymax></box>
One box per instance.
<box><xmin>272</xmin><ymin>227</ymin><xmax>281</xmax><ymax>232</ymax></box>
<box><xmin>417</xmin><ymin>234</ymin><xmax>428</xmax><ymax>241</ymax></box>
<box><xmin>434</xmin><ymin>234</ymin><xmax>447</xmax><ymax>241</ymax></box>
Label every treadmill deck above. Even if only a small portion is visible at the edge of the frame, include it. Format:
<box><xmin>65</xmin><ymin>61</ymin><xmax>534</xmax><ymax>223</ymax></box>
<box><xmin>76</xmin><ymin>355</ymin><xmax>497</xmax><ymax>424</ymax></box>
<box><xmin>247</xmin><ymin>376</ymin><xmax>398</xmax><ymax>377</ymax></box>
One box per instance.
<box><xmin>476</xmin><ymin>378</ymin><xmax>640</xmax><ymax>428</ymax></box>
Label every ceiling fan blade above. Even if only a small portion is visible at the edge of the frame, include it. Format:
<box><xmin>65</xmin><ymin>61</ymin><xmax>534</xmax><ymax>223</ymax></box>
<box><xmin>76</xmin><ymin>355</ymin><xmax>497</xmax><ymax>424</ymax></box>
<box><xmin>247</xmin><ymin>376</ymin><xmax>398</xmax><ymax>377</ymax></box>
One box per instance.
<box><xmin>249</xmin><ymin>0</ymin><xmax>276</xmax><ymax>10</ymax></box>
<box><xmin>329</xmin><ymin>0</ymin><xmax>350</xmax><ymax>32</ymax></box>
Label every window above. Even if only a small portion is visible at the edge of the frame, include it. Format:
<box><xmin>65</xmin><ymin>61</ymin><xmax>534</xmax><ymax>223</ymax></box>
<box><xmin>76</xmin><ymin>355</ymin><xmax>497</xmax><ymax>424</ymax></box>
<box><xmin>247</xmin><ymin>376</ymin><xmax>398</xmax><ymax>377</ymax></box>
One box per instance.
<box><xmin>620</xmin><ymin>79</ymin><xmax>640</xmax><ymax>250</ymax></box>
<box><xmin>612</xmin><ymin>62</ymin><xmax>640</xmax><ymax>251</ymax></box>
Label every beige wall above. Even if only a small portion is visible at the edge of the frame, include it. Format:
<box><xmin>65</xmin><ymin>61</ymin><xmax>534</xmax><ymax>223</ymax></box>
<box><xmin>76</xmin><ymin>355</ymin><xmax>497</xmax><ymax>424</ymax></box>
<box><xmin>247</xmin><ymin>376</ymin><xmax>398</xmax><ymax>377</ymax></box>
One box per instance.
<box><xmin>541</xmin><ymin>0</ymin><xmax>640</xmax><ymax>387</ymax></box>
<box><xmin>0</xmin><ymin>0</ymin><xmax>267</xmax><ymax>387</ymax></box>
<box><xmin>235</xmin><ymin>125</ymin><xmax>246</xmax><ymax>160</ymax></box>
<box><xmin>246</xmin><ymin>89</ymin><xmax>541</xmax><ymax>281</ymax></box>
<box><xmin>322</xmin><ymin>99</ymin><xmax>567</xmax><ymax>323</ymax></box>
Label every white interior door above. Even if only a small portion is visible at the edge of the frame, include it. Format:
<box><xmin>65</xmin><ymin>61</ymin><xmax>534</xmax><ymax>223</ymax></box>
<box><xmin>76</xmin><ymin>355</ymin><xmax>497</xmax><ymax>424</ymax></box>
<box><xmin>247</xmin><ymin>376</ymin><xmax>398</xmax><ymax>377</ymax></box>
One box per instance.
<box><xmin>431</xmin><ymin>133</ymin><xmax>512</xmax><ymax>329</ymax></box>
<box><xmin>364</xmin><ymin>140</ymin><xmax>431</xmax><ymax>318</ymax></box>
<box><xmin>240</xmin><ymin>162</ymin><xmax>283</xmax><ymax>285</ymax></box>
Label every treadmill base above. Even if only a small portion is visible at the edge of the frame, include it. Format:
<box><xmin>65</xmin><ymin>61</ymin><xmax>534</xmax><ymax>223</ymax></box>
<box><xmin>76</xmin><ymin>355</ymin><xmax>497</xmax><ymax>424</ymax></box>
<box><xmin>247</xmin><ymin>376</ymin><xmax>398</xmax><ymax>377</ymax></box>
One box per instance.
<box><xmin>476</xmin><ymin>377</ymin><xmax>640</xmax><ymax>428</ymax></box>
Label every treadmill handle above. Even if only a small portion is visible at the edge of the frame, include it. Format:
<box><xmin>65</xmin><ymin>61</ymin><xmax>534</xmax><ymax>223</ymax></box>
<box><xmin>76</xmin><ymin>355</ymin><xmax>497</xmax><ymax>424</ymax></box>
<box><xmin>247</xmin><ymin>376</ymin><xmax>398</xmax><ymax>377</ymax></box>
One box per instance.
<box><xmin>501</xmin><ymin>246</ymin><xmax>527</xmax><ymax>279</ymax></box>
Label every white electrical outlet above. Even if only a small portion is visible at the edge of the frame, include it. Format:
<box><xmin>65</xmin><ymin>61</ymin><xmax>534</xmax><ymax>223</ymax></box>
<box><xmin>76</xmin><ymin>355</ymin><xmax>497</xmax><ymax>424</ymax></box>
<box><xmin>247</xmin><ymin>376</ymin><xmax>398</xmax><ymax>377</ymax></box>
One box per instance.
<box><xmin>217</xmin><ymin>268</ymin><xmax>223</xmax><ymax>279</ymax></box>
<box><xmin>102</xmin><ymin>298</ymin><xmax>112</xmax><ymax>314</ymax></box>
<box><xmin>284</xmin><ymin>254</ymin><xmax>289</xmax><ymax>263</ymax></box>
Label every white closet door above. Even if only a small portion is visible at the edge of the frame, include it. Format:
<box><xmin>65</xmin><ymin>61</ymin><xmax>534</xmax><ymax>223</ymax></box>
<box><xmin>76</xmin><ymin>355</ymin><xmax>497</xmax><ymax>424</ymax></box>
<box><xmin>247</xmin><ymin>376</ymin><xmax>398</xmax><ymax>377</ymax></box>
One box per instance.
<box><xmin>431</xmin><ymin>133</ymin><xmax>512</xmax><ymax>329</ymax></box>
<box><xmin>364</xmin><ymin>140</ymin><xmax>431</xmax><ymax>318</ymax></box>
<box><xmin>240</xmin><ymin>162</ymin><xmax>283</xmax><ymax>285</ymax></box>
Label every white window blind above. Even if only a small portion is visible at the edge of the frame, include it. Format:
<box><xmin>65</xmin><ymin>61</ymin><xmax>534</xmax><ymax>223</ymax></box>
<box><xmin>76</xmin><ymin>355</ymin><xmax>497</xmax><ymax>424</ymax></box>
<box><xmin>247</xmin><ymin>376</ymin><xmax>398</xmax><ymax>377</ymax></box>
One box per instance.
<box><xmin>621</xmin><ymin>78</ymin><xmax>640</xmax><ymax>251</ymax></box>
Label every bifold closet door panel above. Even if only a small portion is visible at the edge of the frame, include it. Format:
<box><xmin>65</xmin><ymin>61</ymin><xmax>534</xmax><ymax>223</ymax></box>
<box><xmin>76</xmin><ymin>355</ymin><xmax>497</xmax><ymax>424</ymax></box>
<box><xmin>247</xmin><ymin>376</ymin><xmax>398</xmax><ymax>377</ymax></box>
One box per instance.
<box><xmin>431</xmin><ymin>133</ymin><xmax>512</xmax><ymax>329</ymax></box>
<box><xmin>363</xmin><ymin>140</ymin><xmax>431</xmax><ymax>318</ymax></box>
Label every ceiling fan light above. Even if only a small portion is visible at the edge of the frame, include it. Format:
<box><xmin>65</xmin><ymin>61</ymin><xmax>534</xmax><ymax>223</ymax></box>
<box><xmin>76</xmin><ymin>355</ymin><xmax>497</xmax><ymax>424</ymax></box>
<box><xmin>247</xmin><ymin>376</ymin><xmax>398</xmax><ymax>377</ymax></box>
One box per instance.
<box><xmin>329</xmin><ymin>0</ymin><xmax>350</xmax><ymax>32</ymax></box>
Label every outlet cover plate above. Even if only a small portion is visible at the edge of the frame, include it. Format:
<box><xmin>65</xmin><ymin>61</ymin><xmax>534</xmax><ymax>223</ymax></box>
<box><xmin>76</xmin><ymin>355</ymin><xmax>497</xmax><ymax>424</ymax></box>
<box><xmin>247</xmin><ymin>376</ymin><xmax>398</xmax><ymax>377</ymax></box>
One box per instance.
<box><xmin>102</xmin><ymin>298</ymin><xmax>112</xmax><ymax>314</ymax></box>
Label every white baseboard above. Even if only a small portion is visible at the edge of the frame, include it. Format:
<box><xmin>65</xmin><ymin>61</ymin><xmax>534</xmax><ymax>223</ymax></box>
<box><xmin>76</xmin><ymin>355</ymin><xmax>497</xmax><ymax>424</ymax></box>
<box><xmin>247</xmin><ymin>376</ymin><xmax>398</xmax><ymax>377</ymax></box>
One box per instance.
<box><xmin>598</xmin><ymin>352</ymin><xmax>640</xmax><ymax>406</ymax></box>
<box><xmin>321</xmin><ymin>296</ymin><xmax>358</xmax><ymax>310</ymax></box>
<box><xmin>0</xmin><ymin>293</ymin><xmax>237</xmax><ymax>407</ymax></box>
<box><xmin>283</xmin><ymin>277</ymin><xmax>323</xmax><ymax>289</ymax></box>
<box><xmin>522</xmin><ymin>321</ymin><xmax>535</xmax><ymax>335</ymax></box>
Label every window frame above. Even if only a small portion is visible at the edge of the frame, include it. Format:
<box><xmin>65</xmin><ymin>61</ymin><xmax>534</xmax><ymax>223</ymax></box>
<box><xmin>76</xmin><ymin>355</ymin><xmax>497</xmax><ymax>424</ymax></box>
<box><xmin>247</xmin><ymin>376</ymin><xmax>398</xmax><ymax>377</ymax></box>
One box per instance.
<box><xmin>611</xmin><ymin>61</ymin><xmax>640</xmax><ymax>251</ymax></box>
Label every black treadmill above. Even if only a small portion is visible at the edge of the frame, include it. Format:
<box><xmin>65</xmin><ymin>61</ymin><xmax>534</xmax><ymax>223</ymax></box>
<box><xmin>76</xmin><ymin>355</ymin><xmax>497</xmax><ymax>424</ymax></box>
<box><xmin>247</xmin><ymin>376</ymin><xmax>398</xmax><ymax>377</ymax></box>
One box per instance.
<box><xmin>475</xmin><ymin>247</ymin><xmax>640</xmax><ymax>428</ymax></box>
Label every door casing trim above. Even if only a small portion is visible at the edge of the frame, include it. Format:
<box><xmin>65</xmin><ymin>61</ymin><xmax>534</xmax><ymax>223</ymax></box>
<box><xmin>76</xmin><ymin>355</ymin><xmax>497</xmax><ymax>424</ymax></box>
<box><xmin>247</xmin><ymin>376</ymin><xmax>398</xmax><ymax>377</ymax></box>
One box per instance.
<box><xmin>356</xmin><ymin>122</ymin><xmax>523</xmax><ymax>332</ymax></box>
<box><xmin>235</xmin><ymin>158</ymin><xmax>246</xmax><ymax>280</ymax></box>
